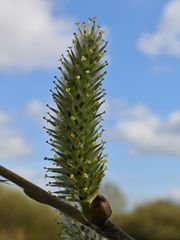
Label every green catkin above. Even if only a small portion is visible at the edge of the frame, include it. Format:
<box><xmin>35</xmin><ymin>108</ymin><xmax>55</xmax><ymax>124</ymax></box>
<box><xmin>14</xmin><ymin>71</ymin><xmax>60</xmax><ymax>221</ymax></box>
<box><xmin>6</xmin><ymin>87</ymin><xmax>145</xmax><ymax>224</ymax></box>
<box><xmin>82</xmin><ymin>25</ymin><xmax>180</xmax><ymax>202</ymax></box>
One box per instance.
<box><xmin>45</xmin><ymin>18</ymin><xmax>107</xmax><ymax>209</ymax></box>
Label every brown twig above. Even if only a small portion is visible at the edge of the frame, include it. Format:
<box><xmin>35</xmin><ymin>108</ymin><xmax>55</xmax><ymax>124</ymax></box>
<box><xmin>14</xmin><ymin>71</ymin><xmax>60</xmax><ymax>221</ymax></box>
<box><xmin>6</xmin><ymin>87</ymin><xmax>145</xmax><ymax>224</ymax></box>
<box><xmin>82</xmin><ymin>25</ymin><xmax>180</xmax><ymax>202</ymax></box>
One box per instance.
<box><xmin>0</xmin><ymin>165</ymin><xmax>135</xmax><ymax>240</ymax></box>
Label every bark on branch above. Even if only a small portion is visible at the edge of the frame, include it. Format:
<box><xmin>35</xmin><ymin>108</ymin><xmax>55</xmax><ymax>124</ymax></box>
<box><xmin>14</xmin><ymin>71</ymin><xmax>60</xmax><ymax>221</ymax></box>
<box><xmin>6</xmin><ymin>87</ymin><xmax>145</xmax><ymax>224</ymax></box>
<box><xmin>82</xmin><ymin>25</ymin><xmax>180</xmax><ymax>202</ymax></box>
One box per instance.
<box><xmin>0</xmin><ymin>165</ymin><xmax>135</xmax><ymax>240</ymax></box>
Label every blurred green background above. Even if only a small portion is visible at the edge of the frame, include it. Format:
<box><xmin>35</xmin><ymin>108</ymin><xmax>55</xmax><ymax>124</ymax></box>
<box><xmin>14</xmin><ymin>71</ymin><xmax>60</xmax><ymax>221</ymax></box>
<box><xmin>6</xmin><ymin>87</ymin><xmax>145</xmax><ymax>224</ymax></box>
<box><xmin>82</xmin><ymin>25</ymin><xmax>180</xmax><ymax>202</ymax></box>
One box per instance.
<box><xmin>0</xmin><ymin>185</ymin><xmax>60</xmax><ymax>240</ymax></box>
<box><xmin>1</xmin><ymin>182</ymin><xmax>180</xmax><ymax>240</ymax></box>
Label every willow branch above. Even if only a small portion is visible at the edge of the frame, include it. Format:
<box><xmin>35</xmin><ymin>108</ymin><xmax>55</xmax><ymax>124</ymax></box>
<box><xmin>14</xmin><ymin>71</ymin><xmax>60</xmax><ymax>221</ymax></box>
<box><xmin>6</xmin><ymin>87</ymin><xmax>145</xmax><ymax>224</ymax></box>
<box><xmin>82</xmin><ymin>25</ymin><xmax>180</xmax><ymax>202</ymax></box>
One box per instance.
<box><xmin>0</xmin><ymin>165</ymin><xmax>135</xmax><ymax>240</ymax></box>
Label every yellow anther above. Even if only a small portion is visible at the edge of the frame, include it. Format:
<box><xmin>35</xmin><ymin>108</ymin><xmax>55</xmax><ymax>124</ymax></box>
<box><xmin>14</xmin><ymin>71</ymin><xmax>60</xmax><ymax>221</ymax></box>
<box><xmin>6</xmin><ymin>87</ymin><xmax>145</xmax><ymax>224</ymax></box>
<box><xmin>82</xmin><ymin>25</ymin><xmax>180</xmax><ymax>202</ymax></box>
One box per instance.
<box><xmin>85</xmin><ymin>70</ymin><xmax>90</xmax><ymax>74</ymax></box>
<box><xmin>92</xmin><ymin>142</ymin><xmax>96</xmax><ymax>147</ymax></box>
<box><xmin>84</xmin><ymin>173</ymin><xmax>89</xmax><ymax>178</ymax></box>
<box><xmin>76</xmin><ymin>75</ymin><xmax>81</xmax><ymax>80</ymax></box>
<box><xmin>81</xmin><ymin>56</ymin><xmax>87</xmax><ymax>61</ymax></box>
<box><xmin>70</xmin><ymin>133</ymin><xmax>75</xmax><ymax>138</ymax></box>
<box><xmin>84</xmin><ymin>187</ymin><xmax>88</xmax><ymax>192</ymax></box>
<box><xmin>65</xmin><ymin>196</ymin><xmax>72</xmax><ymax>200</ymax></box>
<box><xmin>71</xmin><ymin>116</ymin><xmax>76</xmax><ymax>121</ymax></box>
<box><xmin>70</xmin><ymin>174</ymin><xmax>74</xmax><ymax>179</ymax></box>
<box><xmin>65</xmin><ymin>88</ymin><xmax>70</xmax><ymax>93</ymax></box>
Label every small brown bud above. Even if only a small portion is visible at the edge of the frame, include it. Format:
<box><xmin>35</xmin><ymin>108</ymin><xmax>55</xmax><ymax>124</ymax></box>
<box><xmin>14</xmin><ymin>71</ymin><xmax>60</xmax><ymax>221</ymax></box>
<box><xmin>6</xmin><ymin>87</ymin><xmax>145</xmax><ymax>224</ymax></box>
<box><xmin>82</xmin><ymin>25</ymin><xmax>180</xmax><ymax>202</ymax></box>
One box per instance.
<box><xmin>90</xmin><ymin>194</ymin><xmax>112</xmax><ymax>225</ymax></box>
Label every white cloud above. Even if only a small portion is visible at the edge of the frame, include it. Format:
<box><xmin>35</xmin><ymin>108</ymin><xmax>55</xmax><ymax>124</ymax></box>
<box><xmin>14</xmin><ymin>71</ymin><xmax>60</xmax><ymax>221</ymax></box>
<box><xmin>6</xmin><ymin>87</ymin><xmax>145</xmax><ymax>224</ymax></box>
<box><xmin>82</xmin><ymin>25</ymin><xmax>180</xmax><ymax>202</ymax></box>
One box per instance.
<box><xmin>152</xmin><ymin>64</ymin><xmax>174</xmax><ymax>74</ymax></box>
<box><xmin>109</xmin><ymin>101</ymin><xmax>180</xmax><ymax>156</ymax></box>
<box><xmin>0</xmin><ymin>111</ymin><xmax>10</xmax><ymax>124</ymax></box>
<box><xmin>26</xmin><ymin>99</ymin><xmax>46</xmax><ymax>123</ymax></box>
<box><xmin>0</xmin><ymin>0</ymin><xmax>73</xmax><ymax>70</ymax></box>
<box><xmin>0</xmin><ymin>112</ymin><xmax>32</xmax><ymax>161</ymax></box>
<box><xmin>137</xmin><ymin>0</ymin><xmax>180</xmax><ymax>57</ymax></box>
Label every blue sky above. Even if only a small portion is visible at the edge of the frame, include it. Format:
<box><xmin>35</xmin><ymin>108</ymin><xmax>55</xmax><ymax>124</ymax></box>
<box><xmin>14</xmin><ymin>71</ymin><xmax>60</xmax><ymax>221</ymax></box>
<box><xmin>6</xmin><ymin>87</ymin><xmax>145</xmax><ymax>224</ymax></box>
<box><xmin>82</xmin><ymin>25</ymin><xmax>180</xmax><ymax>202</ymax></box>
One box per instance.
<box><xmin>1</xmin><ymin>0</ymin><xmax>180</xmax><ymax>209</ymax></box>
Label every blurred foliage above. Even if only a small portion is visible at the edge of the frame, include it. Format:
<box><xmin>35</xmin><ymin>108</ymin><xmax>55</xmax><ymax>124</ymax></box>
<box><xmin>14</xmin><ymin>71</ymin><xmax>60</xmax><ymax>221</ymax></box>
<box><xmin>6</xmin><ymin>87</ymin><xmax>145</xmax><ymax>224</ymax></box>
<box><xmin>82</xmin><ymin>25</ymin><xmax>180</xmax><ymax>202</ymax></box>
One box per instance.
<box><xmin>2</xmin><ymin>182</ymin><xmax>180</xmax><ymax>240</ymax></box>
<box><xmin>0</xmin><ymin>185</ymin><xmax>60</xmax><ymax>240</ymax></box>
<box><xmin>114</xmin><ymin>200</ymin><xmax>180</xmax><ymax>240</ymax></box>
